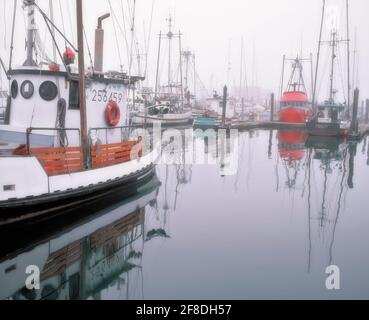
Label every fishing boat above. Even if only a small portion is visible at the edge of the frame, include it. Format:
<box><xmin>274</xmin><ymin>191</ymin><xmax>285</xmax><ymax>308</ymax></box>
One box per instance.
<box><xmin>307</xmin><ymin>2</ymin><xmax>352</xmax><ymax>138</ymax></box>
<box><xmin>0</xmin><ymin>0</ymin><xmax>160</xmax><ymax>225</ymax></box>
<box><xmin>279</xmin><ymin>57</ymin><xmax>312</xmax><ymax>123</ymax></box>
<box><xmin>131</xmin><ymin>17</ymin><xmax>192</xmax><ymax>127</ymax></box>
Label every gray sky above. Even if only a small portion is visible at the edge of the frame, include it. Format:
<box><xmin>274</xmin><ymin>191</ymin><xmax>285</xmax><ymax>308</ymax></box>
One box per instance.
<box><xmin>1</xmin><ymin>0</ymin><xmax>368</xmax><ymax>100</ymax></box>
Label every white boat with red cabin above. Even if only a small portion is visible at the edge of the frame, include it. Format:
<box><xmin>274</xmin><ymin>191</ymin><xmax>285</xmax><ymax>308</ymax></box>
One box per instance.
<box><xmin>0</xmin><ymin>1</ymin><xmax>159</xmax><ymax>226</ymax></box>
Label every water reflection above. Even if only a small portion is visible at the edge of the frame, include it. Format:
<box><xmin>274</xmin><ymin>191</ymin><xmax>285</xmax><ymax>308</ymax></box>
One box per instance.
<box><xmin>0</xmin><ymin>130</ymin><xmax>368</xmax><ymax>299</ymax></box>
<box><xmin>0</xmin><ymin>175</ymin><xmax>161</xmax><ymax>300</ymax></box>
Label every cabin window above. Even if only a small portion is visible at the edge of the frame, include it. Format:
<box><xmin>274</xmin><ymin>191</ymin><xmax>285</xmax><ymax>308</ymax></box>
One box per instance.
<box><xmin>20</xmin><ymin>80</ymin><xmax>34</xmax><ymax>99</ymax></box>
<box><xmin>39</xmin><ymin>81</ymin><xmax>58</xmax><ymax>101</ymax></box>
<box><xmin>68</xmin><ymin>80</ymin><xmax>79</xmax><ymax>110</ymax></box>
<box><xmin>11</xmin><ymin>80</ymin><xmax>18</xmax><ymax>99</ymax></box>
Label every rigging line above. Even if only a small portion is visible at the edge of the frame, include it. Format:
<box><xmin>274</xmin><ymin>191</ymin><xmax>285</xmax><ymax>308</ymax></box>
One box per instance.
<box><xmin>128</xmin><ymin>0</ymin><xmax>137</xmax><ymax>79</ymax></box>
<box><xmin>108</xmin><ymin>0</ymin><xmax>124</xmax><ymax>71</ymax></box>
<box><xmin>329</xmin><ymin>147</ymin><xmax>348</xmax><ymax>266</ymax></box>
<box><xmin>3</xmin><ymin>0</ymin><xmax>6</xmax><ymax>48</ymax></box>
<box><xmin>312</xmin><ymin>0</ymin><xmax>326</xmax><ymax>112</ymax></box>
<box><xmin>8</xmin><ymin>0</ymin><xmax>17</xmax><ymax>72</ymax></box>
<box><xmin>144</xmin><ymin>0</ymin><xmax>156</xmax><ymax>79</ymax></box>
<box><xmin>33</xmin><ymin>2</ymin><xmax>78</xmax><ymax>52</ymax></box>
<box><xmin>336</xmin><ymin>46</ymin><xmax>347</xmax><ymax>102</ymax></box>
<box><xmin>58</xmin><ymin>0</ymin><xmax>67</xmax><ymax>48</ymax></box>
<box><xmin>83</xmin><ymin>26</ymin><xmax>94</xmax><ymax>72</ymax></box>
<box><xmin>120</xmin><ymin>0</ymin><xmax>131</xmax><ymax>63</ymax></box>
<box><xmin>66</xmin><ymin>0</ymin><xmax>75</xmax><ymax>44</ymax></box>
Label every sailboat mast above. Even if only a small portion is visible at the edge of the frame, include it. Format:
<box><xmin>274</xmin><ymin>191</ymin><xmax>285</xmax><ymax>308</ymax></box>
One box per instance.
<box><xmin>312</xmin><ymin>0</ymin><xmax>326</xmax><ymax>111</ymax></box>
<box><xmin>179</xmin><ymin>31</ymin><xmax>184</xmax><ymax>109</ymax></box>
<box><xmin>346</xmin><ymin>0</ymin><xmax>351</xmax><ymax>117</ymax></box>
<box><xmin>329</xmin><ymin>30</ymin><xmax>337</xmax><ymax>104</ymax></box>
<box><xmin>154</xmin><ymin>31</ymin><xmax>162</xmax><ymax>101</ymax></box>
<box><xmin>76</xmin><ymin>0</ymin><xmax>88</xmax><ymax>167</ymax></box>
<box><xmin>167</xmin><ymin>16</ymin><xmax>172</xmax><ymax>94</ymax></box>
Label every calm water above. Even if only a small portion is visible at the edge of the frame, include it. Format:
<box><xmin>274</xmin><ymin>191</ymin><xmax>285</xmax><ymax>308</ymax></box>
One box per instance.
<box><xmin>1</xmin><ymin>130</ymin><xmax>369</xmax><ymax>300</ymax></box>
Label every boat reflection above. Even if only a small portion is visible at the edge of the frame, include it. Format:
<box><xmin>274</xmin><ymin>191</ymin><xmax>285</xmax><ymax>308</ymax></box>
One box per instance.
<box><xmin>0</xmin><ymin>174</ymin><xmax>162</xmax><ymax>300</ymax></box>
<box><xmin>277</xmin><ymin>130</ymin><xmax>307</xmax><ymax>190</ymax></box>
<box><xmin>275</xmin><ymin>131</ymin><xmax>362</xmax><ymax>269</ymax></box>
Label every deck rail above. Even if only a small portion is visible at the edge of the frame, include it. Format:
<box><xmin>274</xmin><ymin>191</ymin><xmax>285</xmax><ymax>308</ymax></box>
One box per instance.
<box><xmin>25</xmin><ymin>126</ymin><xmax>146</xmax><ymax>175</ymax></box>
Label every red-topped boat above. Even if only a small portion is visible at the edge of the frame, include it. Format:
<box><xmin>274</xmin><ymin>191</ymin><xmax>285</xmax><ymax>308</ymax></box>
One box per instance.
<box><xmin>279</xmin><ymin>57</ymin><xmax>312</xmax><ymax>123</ymax></box>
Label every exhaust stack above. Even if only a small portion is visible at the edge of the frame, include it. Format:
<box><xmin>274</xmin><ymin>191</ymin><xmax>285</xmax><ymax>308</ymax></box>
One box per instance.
<box><xmin>94</xmin><ymin>13</ymin><xmax>110</xmax><ymax>73</ymax></box>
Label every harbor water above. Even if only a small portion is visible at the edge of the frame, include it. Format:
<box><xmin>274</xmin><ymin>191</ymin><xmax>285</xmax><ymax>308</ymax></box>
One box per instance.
<box><xmin>1</xmin><ymin>130</ymin><xmax>368</xmax><ymax>300</ymax></box>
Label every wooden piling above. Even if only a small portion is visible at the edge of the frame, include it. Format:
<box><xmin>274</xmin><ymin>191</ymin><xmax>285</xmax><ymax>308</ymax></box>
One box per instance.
<box><xmin>350</xmin><ymin>88</ymin><xmax>359</xmax><ymax>135</ymax></box>
<box><xmin>270</xmin><ymin>93</ymin><xmax>275</xmax><ymax>122</ymax></box>
<box><xmin>366</xmin><ymin>99</ymin><xmax>369</xmax><ymax>124</ymax></box>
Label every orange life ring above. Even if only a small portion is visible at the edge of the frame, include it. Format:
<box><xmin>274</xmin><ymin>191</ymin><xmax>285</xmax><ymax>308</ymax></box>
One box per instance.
<box><xmin>105</xmin><ymin>101</ymin><xmax>121</xmax><ymax>127</ymax></box>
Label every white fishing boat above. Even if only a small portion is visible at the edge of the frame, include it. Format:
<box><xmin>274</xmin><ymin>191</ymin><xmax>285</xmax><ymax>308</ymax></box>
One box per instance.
<box><xmin>0</xmin><ymin>0</ymin><xmax>160</xmax><ymax>225</ymax></box>
<box><xmin>131</xmin><ymin>17</ymin><xmax>192</xmax><ymax>127</ymax></box>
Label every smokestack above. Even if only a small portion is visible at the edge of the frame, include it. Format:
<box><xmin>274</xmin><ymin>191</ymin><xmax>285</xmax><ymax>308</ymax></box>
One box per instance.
<box><xmin>94</xmin><ymin>13</ymin><xmax>110</xmax><ymax>73</ymax></box>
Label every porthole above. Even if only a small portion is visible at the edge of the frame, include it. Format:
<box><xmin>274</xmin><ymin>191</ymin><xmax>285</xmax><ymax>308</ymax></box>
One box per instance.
<box><xmin>11</xmin><ymin>80</ymin><xmax>18</xmax><ymax>99</ymax></box>
<box><xmin>39</xmin><ymin>81</ymin><xmax>58</xmax><ymax>101</ymax></box>
<box><xmin>20</xmin><ymin>80</ymin><xmax>34</xmax><ymax>99</ymax></box>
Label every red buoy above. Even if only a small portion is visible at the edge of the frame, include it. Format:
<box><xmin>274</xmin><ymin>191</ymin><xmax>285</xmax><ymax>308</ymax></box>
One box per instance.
<box><xmin>63</xmin><ymin>47</ymin><xmax>76</xmax><ymax>65</ymax></box>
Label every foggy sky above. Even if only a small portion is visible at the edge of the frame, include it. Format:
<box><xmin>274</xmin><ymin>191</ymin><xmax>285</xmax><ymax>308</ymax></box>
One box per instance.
<box><xmin>1</xmin><ymin>0</ymin><xmax>368</xmax><ymax>100</ymax></box>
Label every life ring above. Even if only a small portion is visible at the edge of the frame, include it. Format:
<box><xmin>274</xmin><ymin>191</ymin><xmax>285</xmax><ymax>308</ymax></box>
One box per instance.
<box><xmin>105</xmin><ymin>101</ymin><xmax>121</xmax><ymax>127</ymax></box>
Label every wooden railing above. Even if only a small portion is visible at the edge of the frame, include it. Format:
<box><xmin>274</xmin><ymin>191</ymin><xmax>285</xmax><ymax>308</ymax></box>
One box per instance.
<box><xmin>91</xmin><ymin>139</ymin><xmax>143</xmax><ymax>169</ymax></box>
<box><xmin>30</xmin><ymin>147</ymin><xmax>83</xmax><ymax>176</ymax></box>
<box><xmin>29</xmin><ymin>139</ymin><xmax>143</xmax><ymax>176</ymax></box>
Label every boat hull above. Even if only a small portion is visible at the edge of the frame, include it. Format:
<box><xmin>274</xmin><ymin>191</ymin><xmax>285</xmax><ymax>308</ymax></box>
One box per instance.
<box><xmin>279</xmin><ymin>107</ymin><xmax>310</xmax><ymax>123</ymax></box>
<box><xmin>0</xmin><ymin>164</ymin><xmax>156</xmax><ymax>227</ymax></box>
<box><xmin>131</xmin><ymin>112</ymin><xmax>193</xmax><ymax>127</ymax></box>
<box><xmin>306</xmin><ymin>121</ymin><xmax>347</xmax><ymax>137</ymax></box>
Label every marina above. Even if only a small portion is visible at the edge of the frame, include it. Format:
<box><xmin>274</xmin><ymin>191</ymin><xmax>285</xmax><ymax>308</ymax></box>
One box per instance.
<box><xmin>0</xmin><ymin>0</ymin><xmax>368</xmax><ymax>301</ymax></box>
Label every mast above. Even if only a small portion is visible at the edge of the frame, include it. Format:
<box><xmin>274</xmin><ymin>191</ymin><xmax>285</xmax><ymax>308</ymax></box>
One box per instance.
<box><xmin>179</xmin><ymin>31</ymin><xmax>184</xmax><ymax>109</ymax></box>
<box><xmin>312</xmin><ymin>0</ymin><xmax>326</xmax><ymax>112</ymax></box>
<box><xmin>23</xmin><ymin>0</ymin><xmax>37</xmax><ymax>66</ymax></box>
<box><xmin>346</xmin><ymin>0</ymin><xmax>351</xmax><ymax>118</ymax></box>
<box><xmin>76</xmin><ymin>0</ymin><xmax>88</xmax><ymax>168</ymax></box>
<box><xmin>167</xmin><ymin>16</ymin><xmax>173</xmax><ymax>94</ymax></box>
<box><xmin>329</xmin><ymin>30</ymin><xmax>337</xmax><ymax>104</ymax></box>
<box><xmin>154</xmin><ymin>31</ymin><xmax>162</xmax><ymax>101</ymax></box>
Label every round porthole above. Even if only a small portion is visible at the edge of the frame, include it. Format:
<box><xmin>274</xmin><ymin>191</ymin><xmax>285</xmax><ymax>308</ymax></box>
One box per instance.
<box><xmin>39</xmin><ymin>81</ymin><xmax>58</xmax><ymax>101</ymax></box>
<box><xmin>11</xmin><ymin>80</ymin><xmax>18</xmax><ymax>99</ymax></box>
<box><xmin>20</xmin><ymin>80</ymin><xmax>34</xmax><ymax>99</ymax></box>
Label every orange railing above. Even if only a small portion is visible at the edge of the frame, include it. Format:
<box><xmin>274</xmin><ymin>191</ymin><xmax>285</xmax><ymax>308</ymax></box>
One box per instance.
<box><xmin>30</xmin><ymin>147</ymin><xmax>83</xmax><ymax>176</ymax></box>
<box><xmin>91</xmin><ymin>139</ymin><xmax>143</xmax><ymax>169</ymax></box>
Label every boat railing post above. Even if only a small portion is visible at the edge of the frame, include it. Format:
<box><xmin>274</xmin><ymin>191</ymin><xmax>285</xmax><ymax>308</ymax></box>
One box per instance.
<box><xmin>270</xmin><ymin>93</ymin><xmax>275</xmax><ymax>122</ymax></box>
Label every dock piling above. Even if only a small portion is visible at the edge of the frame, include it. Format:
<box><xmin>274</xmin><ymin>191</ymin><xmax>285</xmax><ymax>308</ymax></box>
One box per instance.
<box><xmin>350</xmin><ymin>88</ymin><xmax>359</xmax><ymax>135</ymax></box>
<box><xmin>270</xmin><ymin>93</ymin><xmax>275</xmax><ymax>122</ymax></box>
<box><xmin>365</xmin><ymin>99</ymin><xmax>369</xmax><ymax>124</ymax></box>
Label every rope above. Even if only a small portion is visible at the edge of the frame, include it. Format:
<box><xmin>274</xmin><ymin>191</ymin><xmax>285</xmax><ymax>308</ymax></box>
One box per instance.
<box><xmin>108</xmin><ymin>0</ymin><xmax>124</xmax><ymax>71</ymax></box>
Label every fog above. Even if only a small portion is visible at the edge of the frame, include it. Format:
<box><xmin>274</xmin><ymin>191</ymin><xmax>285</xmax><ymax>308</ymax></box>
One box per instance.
<box><xmin>1</xmin><ymin>0</ymin><xmax>369</xmax><ymax>101</ymax></box>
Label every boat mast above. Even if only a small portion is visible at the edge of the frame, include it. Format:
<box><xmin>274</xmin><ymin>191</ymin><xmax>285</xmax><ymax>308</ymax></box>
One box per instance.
<box><xmin>329</xmin><ymin>30</ymin><xmax>337</xmax><ymax>104</ymax></box>
<box><xmin>346</xmin><ymin>0</ymin><xmax>351</xmax><ymax>117</ymax></box>
<box><xmin>76</xmin><ymin>0</ymin><xmax>89</xmax><ymax>168</ymax></box>
<box><xmin>154</xmin><ymin>31</ymin><xmax>162</xmax><ymax>101</ymax></box>
<box><xmin>167</xmin><ymin>16</ymin><xmax>173</xmax><ymax>94</ymax></box>
<box><xmin>23</xmin><ymin>0</ymin><xmax>37</xmax><ymax>67</ymax></box>
<box><xmin>312</xmin><ymin>0</ymin><xmax>326</xmax><ymax>112</ymax></box>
